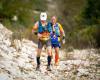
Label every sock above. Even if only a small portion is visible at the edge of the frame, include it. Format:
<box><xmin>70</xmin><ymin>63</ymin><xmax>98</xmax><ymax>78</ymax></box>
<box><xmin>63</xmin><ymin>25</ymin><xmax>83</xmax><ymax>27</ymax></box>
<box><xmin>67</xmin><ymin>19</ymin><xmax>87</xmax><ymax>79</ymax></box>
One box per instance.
<box><xmin>36</xmin><ymin>57</ymin><xmax>40</xmax><ymax>66</ymax></box>
<box><xmin>47</xmin><ymin>56</ymin><xmax>51</xmax><ymax>66</ymax></box>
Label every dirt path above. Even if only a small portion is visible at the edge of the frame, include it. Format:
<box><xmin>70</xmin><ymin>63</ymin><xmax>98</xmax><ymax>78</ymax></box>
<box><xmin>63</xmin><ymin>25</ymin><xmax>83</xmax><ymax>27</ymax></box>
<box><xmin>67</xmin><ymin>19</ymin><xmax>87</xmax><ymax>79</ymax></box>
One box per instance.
<box><xmin>0</xmin><ymin>19</ymin><xmax>100</xmax><ymax>80</ymax></box>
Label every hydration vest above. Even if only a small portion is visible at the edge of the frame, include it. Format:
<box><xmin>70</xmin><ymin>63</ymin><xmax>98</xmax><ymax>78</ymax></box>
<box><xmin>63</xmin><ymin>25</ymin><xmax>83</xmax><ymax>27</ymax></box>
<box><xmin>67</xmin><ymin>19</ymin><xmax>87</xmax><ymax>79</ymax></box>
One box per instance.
<box><xmin>50</xmin><ymin>23</ymin><xmax>60</xmax><ymax>44</ymax></box>
<box><xmin>38</xmin><ymin>21</ymin><xmax>52</xmax><ymax>33</ymax></box>
<box><xmin>52</xmin><ymin>23</ymin><xmax>60</xmax><ymax>37</ymax></box>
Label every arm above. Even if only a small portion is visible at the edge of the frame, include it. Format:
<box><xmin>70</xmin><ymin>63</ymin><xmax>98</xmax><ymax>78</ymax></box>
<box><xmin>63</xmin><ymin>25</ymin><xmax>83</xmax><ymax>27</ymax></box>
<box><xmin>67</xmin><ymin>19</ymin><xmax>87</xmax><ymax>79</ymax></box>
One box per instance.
<box><xmin>58</xmin><ymin>23</ymin><xmax>66</xmax><ymax>44</ymax></box>
<box><xmin>58</xmin><ymin>23</ymin><xmax>65</xmax><ymax>37</ymax></box>
<box><xmin>32</xmin><ymin>21</ymin><xmax>42</xmax><ymax>38</ymax></box>
<box><xmin>32</xmin><ymin>21</ymin><xmax>38</xmax><ymax>33</ymax></box>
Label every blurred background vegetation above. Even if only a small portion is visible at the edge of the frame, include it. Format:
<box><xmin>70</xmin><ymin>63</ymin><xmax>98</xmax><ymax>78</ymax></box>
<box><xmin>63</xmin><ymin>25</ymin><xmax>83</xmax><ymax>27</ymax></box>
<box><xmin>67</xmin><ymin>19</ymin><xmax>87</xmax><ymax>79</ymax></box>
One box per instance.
<box><xmin>0</xmin><ymin>0</ymin><xmax>100</xmax><ymax>49</ymax></box>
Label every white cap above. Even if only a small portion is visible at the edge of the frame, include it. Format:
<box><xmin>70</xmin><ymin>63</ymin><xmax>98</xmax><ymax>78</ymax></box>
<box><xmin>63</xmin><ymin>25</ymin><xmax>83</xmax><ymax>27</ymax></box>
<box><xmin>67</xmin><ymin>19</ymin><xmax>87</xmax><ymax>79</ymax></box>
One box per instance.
<box><xmin>40</xmin><ymin>12</ymin><xmax>47</xmax><ymax>21</ymax></box>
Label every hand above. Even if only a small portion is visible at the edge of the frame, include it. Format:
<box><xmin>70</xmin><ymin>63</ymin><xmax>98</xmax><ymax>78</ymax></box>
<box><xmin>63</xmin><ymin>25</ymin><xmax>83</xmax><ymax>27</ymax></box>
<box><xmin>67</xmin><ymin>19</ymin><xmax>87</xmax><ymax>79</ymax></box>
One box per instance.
<box><xmin>34</xmin><ymin>32</ymin><xmax>37</xmax><ymax>35</ymax></box>
<box><xmin>32</xmin><ymin>29</ymin><xmax>34</xmax><ymax>33</ymax></box>
<box><xmin>62</xmin><ymin>36</ymin><xmax>65</xmax><ymax>44</ymax></box>
<box><xmin>62</xmin><ymin>36</ymin><xmax>65</xmax><ymax>40</ymax></box>
<box><xmin>62</xmin><ymin>39</ymin><xmax>65</xmax><ymax>44</ymax></box>
<box><xmin>38</xmin><ymin>33</ymin><xmax>42</xmax><ymax>39</ymax></box>
<box><xmin>32</xmin><ymin>29</ymin><xmax>37</xmax><ymax>35</ymax></box>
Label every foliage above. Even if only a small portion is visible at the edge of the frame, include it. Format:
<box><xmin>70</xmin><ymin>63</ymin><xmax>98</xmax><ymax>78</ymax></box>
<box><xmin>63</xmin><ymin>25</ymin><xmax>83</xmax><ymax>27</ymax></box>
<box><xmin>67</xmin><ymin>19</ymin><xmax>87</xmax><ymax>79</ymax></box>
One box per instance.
<box><xmin>0</xmin><ymin>0</ymin><xmax>47</xmax><ymax>41</ymax></box>
<box><xmin>0</xmin><ymin>0</ymin><xmax>100</xmax><ymax>48</ymax></box>
<box><xmin>80</xmin><ymin>0</ymin><xmax>100</xmax><ymax>47</ymax></box>
<box><xmin>61</xmin><ymin>0</ymin><xmax>100</xmax><ymax>48</ymax></box>
<box><xmin>82</xmin><ymin>0</ymin><xmax>100</xmax><ymax>25</ymax></box>
<box><xmin>0</xmin><ymin>0</ymin><xmax>47</xmax><ymax>27</ymax></box>
<box><xmin>66</xmin><ymin>25</ymin><xmax>98</xmax><ymax>48</ymax></box>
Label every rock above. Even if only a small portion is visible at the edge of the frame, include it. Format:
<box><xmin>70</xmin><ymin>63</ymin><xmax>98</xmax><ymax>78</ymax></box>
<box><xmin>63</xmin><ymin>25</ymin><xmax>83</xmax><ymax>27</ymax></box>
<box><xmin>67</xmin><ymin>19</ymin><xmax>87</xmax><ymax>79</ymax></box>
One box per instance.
<box><xmin>0</xmin><ymin>73</ymin><xmax>13</xmax><ymax>80</ymax></box>
<box><xmin>17</xmin><ymin>58</ymin><xmax>26</xmax><ymax>67</ymax></box>
<box><xmin>59</xmin><ymin>50</ymin><xmax>67</xmax><ymax>60</ymax></box>
<box><xmin>3</xmin><ymin>38</ymin><xmax>11</xmax><ymax>46</ymax></box>
<box><xmin>0</xmin><ymin>23</ymin><xmax>100</xmax><ymax>80</ymax></box>
<box><xmin>43</xmin><ymin>75</ymin><xmax>53</xmax><ymax>80</ymax></box>
<box><xmin>66</xmin><ymin>46</ymin><xmax>74</xmax><ymax>52</ymax></box>
<box><xmin>0</xmin><ymin>23</ymin><xmax>4</xmax><ymax>29</ymax></box>
<box><xmin>66</xmin><ymin>60</ymin><xmax>90</xmax><ymax>67</ymax></box>
<box><xmin>77</xmin><ymin>68</ymin><xmax>89</xmax><ymax>77</ymax></box>
<box><xmin>24</xmin><ymin>63</ymin><xmax>33</xmax><ymax>70</ymax></box>
<box><xmin>0</xmin><ymin>23</ymin><xmax>12</xmax><ymax>41</ymax></box>
<box><xmin>13</xmin><ymin>39</ymin><xmax>22</xmax><ymax>51</ymax></box>
<box><xmin>72</xmin><ymin>50</ymin><xmax>89</xmax><ymax>60</ymax></box>
<box><xmin>58</xmin><ymin>61</ymin><xmax>67</xmax><ymax>71</ymax></box>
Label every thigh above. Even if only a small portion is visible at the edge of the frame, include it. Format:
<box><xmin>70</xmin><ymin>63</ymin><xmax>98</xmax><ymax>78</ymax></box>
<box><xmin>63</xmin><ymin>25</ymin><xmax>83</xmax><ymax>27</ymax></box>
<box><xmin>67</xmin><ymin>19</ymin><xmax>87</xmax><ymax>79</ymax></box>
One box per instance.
<box><xmin>54</xmin><ymin>47</ymin><xmax>59</xmax><ymax>54</ymax></box>
<box><xmin>37</xmin><ymin>48</ymin><xmax>42</xmax><ymax>56</ymax></box>
<box><xmin>46</xmin><ymin>40</ymin><xmax>51</xmax><ymax>51</ymax></box>
<box><xmin>46</xmin><ymin>39</ymin><xmax>51</xmax><ymax>47</ymax></box>
<box><xmin>46</xmin><ymin>40</ymin><xmax>52</xmax><ymax>56</ymax></box>
<box><xmin>38</xmin><ymin>40</ymin><xmax>43</xmax><ymax>49</ymax></box>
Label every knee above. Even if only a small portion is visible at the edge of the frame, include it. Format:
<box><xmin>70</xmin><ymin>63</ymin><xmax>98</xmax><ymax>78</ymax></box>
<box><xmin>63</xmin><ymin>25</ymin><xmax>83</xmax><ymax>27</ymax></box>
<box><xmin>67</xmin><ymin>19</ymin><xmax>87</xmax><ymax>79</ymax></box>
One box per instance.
<box><xmin>37</xmin><ymin>49</ymin><xmax>41</xmax><ymax>56</ymax></box>
<box><xmin>48</xmin><ymin>50</ymin><xmax>52</xmax><ymax>56</ymax></box>
<box><xmin>55</xmin><ymin>49</ymin><xmax>59</xmax><ymax>54</ymax></box>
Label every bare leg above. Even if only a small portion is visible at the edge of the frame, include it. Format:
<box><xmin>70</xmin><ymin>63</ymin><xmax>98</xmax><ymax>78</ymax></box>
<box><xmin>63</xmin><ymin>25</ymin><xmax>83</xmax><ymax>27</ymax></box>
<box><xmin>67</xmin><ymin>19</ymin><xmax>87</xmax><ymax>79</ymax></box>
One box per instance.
<box><xmin>54</xmin><ymin>47</ymin><xmax>59</xmax><ymax>65</ymax></box>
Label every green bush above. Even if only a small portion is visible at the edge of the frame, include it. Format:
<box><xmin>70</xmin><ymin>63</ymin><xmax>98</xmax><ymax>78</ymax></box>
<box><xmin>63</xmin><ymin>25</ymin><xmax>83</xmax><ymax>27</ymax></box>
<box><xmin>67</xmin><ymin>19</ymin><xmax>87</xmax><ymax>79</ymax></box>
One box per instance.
<box><xmin>0</xmin><ymin>0</ymin><xmax>47</xmax><ymax>29</ymax></box>
<box><xmin>0</xmin><ymin>0</ymin><xmax>47</xmax><ymax>42</ymax></box>
<box><xmin>66</xmin><ymin>25</ymin><xmax>98</xmax><ymax>48</ymax></box>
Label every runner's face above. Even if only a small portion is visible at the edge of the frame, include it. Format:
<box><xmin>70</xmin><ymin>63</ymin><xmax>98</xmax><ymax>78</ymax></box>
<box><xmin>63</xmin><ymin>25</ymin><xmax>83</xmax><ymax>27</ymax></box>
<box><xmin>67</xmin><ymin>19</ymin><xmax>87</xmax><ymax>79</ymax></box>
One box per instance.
<box><xmin>52</xmin><ymin>17</ymin><xmax>56</xmax><ymax>24</ymax></box>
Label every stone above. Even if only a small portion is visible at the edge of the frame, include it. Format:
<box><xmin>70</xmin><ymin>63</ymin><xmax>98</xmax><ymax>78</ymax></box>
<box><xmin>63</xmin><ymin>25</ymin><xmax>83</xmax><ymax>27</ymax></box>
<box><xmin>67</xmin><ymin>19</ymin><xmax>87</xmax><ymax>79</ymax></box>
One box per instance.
<box><xmin>0</xmin><ymin>73</ymin><xmax>13</xmax><ymax>80</ymax></box>
<box><xmin>77</xmin><ymin>68</ymin><xmax>89</xmax><ymax>77</ymax></box>
<box><xmin>0</xmin><ymin>23</ymin><xmax>99</xmax><ymax>80</ymax></box>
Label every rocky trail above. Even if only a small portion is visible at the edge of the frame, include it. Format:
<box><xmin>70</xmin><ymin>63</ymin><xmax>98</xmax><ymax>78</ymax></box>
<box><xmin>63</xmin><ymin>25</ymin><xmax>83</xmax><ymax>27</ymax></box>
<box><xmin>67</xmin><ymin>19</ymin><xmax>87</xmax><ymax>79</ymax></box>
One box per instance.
<box><xmin>0</xmin><ymin>23</ymin><xmax>100</xmax><ymax>80</ymax></box>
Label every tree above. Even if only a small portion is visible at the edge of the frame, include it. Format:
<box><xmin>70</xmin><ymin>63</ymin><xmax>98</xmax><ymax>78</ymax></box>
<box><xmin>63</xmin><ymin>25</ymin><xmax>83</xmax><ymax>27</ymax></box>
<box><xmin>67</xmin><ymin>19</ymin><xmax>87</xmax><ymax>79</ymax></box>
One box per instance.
<box><xmin>82</xmin><ymin>0</ymin><xmax>100</xmax><ymax>25</ymax></box>
<box><xmin>81</xmin><ymin>0</ymin><xmax>100</xmax><ymax>47</ymax></box>
<box><xmin>0</xmin><ymin>0</ymin><xmax>47</xmax><ymax>27</ymax></box>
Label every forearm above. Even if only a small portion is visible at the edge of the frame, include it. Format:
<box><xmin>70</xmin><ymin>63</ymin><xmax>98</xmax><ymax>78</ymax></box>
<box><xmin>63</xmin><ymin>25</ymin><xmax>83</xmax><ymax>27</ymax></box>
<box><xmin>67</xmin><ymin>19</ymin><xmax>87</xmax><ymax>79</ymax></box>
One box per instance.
<box><xmin>32</xmin><ymin>21</ymin><xmax>38</xmax><ymax>33</ymax></box>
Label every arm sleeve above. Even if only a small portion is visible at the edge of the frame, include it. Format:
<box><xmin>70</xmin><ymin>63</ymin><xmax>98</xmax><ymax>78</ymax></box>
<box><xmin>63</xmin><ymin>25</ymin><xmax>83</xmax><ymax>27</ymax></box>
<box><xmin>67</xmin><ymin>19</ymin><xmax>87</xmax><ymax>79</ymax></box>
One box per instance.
<box><xmin>58</xmin><ymin>23</ymin><xmax>65</xmax><ymax>37</ymax></box>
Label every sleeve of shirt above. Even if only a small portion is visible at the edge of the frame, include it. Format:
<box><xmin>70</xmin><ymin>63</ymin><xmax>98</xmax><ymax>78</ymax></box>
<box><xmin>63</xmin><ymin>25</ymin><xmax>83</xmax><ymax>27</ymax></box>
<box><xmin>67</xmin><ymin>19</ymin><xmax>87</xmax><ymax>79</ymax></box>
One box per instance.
<box><xmin>58</xmin><ymin>23</ymin><xmax>65</xmax><ymax>37</ymax></box>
